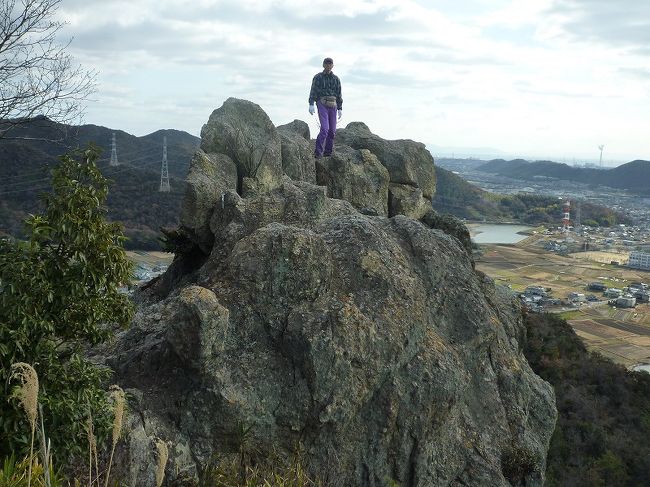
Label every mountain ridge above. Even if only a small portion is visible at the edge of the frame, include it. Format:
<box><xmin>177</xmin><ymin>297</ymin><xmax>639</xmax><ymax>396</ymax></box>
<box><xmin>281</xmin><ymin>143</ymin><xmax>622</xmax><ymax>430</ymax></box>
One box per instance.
<box><xmin>0</xmin><ymin>117</ymin><xmax>200</xmax><ymax>247</ymax></box>
<box><xmin>477</xmin><ymin>158</ymin><xmax>650</xmax><ymax>194</ymax></box>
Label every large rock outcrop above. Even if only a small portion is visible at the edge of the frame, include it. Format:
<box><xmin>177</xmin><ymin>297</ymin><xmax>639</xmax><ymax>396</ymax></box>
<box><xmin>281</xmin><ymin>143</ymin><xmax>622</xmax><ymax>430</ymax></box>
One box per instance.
<box><xmin>180</xmin><ymin>150</ymin><xmax>237</xmax><ymax>253</ymax></box>
<box><xmin>388</xmin><ymin>183</ymin><xmax>430</xmax><ymax>220</ymax></box>
<box><xmin>337</xmin><ymin>122</ymin><xmax>437</xmax><ymax>199</ymax></box>
<box><xmin>105</xmin><ymin>100</ymin><xmax>556</xmax><ymax>486</ymax></box>
<box><xmin>200</xmin><ymin>97</ymin><xmax>284</xmax><ymax>193</ymax></box>
<box><xmin>316</xmin><ymin>146</ymin><xmax>390</xmax><ymax>217</ymax></box>
<box><xmin>277</xmin><ymin>120</ymin><xmax>316</xmax><ymax>184</ymax></box>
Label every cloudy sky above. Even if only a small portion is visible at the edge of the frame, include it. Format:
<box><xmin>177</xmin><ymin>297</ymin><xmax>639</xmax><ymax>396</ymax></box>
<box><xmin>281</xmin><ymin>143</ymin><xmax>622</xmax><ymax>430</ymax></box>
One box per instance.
<box><xmin>58</xmin><ymin>0</ymin><xmax>650</xmax><ymax>164</ymax></box>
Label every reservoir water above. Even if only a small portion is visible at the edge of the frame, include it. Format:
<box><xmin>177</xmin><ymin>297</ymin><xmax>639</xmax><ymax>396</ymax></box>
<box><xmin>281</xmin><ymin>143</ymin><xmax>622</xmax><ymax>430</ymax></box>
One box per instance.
<box><xmin>632</xmin><ymin>364</ymin><xmax>650</xmax><ymax>374</ymax></box>
<box><xmin>470</xmin><ymin>224</ymin><xmax>533</xmax><ymax>244</ymax></box>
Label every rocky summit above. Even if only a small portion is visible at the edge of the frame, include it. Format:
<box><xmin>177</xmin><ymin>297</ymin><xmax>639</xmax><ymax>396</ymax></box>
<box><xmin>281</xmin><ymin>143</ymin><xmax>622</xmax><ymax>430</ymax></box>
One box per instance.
<box><xmin>103</xmin><ymin>98</ymin><xmax>556</xmax><ymax>486</ymax></box>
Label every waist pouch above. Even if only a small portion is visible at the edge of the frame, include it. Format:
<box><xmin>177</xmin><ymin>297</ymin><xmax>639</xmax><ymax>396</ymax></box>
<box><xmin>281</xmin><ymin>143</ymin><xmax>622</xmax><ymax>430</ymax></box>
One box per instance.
<box><xmin>320</xmin><ymin>96</ymin><xmax>337</xmax><ymax>108</ymax></box>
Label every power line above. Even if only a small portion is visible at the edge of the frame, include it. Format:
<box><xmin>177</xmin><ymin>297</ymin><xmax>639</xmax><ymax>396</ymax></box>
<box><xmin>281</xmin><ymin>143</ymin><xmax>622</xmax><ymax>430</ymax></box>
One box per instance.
<box><xmin>0</xmin><ymin>157</ymin><xmax>179</xmax><ymax>196</ymax></box>
<box><xmin>0</xmin><ymin>146</ymin><xmax>164</xmax><ymax>192</ymax></box>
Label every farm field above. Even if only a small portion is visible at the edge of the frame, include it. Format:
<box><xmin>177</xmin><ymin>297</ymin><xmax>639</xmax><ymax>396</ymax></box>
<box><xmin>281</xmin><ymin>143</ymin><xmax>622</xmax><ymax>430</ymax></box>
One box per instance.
<box><xmin>126</xmin><ymin>250</ymin><xmax>174</xmax><ymax>267</ymax></box>
<box><xmin>475</xmin><ymin>243</ymin><xmax>650</xmax><ymax>367</ymax></box>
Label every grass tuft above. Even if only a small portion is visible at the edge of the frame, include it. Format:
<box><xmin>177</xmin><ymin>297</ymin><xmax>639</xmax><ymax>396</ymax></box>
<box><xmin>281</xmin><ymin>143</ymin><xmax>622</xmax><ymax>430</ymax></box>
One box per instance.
<box><xmin>104</xmin><ymin>385</ymin><xmax>126</xmax><ymax>487</ymax></box>
<box><xmin>10</xmin><ymin>363</ymin><xmax>39</xmax><ymax>487</ymax></box>
<box><xmin>154</xmin><ymin>438</ymin><xmax>169</xmax><ymax>487</ymax></box>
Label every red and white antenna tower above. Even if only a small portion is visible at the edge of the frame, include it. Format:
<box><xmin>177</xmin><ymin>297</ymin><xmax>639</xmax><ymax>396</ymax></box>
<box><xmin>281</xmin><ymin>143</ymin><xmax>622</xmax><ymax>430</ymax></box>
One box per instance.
<box><xmin>562</xmin><ymin>200</ymin><xmax>571</xmax><ymax>232</ymax></box>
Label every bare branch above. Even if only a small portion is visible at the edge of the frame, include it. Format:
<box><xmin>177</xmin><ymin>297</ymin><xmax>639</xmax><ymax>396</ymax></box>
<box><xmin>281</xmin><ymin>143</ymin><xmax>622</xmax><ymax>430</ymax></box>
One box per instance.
<box><xmin>0</xmin><ymin>0</ymin><xmax>96</xmax><ymax>139</ymax></box>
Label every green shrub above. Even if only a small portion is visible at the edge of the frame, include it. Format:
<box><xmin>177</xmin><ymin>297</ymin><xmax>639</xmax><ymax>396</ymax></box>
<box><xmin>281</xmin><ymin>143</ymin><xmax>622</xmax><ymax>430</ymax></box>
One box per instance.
<box><xmin>0</xmin><ymin>146</ymin><xmax>134</xmax><ymax>460</ymax></box>
<box><xmin>501</xmin><ymin>445</ymin><xmax>540</xmax><ymax>484</ymax></box>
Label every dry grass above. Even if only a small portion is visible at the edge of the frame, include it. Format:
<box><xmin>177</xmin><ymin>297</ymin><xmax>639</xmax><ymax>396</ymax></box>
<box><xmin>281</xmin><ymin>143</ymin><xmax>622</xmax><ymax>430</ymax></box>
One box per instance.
<box><xmin>86</xmin><ymin>408</ymin><xmax>99</xmax><ymax>486</ymax></box>
<box><xmin>104</xmin><ymin>385</ymin><xmax>125</xmax><ymax>487</ymax></box>
<box><xmin>155</xmin><ymin>438</ymin><xmax>169</xmax><ymax>487</ymax></box>
<box><xmin>10</xmin><ymin>363</ymin><xmax>39</xmax><ymax>487</ymax></box>
<box><xmin>200</xmin><ymin>454</ymin><xmax>322</xmax><ymax>487</ymax></box>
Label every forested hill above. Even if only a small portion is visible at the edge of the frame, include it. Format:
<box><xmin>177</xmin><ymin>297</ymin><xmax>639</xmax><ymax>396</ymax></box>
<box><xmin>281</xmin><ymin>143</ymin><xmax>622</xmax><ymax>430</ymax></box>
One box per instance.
<box><xmin>524</xmin><ymin>313</ymin><xmax>650</xmax><ymax>485</ymax></box>
<box><xmin>432</xmin><ymin>165</ymin><xmax>630</xmax><ymax>227</ymax></box>
<box><xmin>0</xmin><ymin>117</ymin><xmax>200</xmax><ymax>249</ymax></box>
<box><xmin>0</xmin><ymin>116</ymin><xmax>199</xmax><ymax>177</ymax></box>
<box><xmin>477</xmin><ymin>158</ymin><xmax>650</xmax><ymax>195</ymax></box>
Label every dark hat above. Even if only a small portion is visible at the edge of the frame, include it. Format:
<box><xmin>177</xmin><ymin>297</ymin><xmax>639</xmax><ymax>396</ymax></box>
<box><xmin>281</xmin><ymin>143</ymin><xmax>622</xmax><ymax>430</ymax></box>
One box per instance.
<box><xmin>323</xmin><ymin>57</ymin><xmax>334</xmax><ymax>64</ymax></box>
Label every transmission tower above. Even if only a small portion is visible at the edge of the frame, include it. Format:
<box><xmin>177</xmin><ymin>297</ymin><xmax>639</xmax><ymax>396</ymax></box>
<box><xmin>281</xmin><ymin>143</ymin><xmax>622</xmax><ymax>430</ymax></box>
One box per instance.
<box><xmin>598</xmin><ymin>144</ymin><xmax>604</xmax><ymax>167</ymax></box>
<box><xmin>110</xmin><ymin>133</ymin><xmax>119</xmax><ymax>166</ymax></box>
<box><xmin>575</xmin><ymin>201</ymin><xmax>581</xmax><ymax>232</ymax></box>
<box><xmin>159</xmin><ymin>136</ymin><xmax>170</xmax><ymax>192</ymax></box>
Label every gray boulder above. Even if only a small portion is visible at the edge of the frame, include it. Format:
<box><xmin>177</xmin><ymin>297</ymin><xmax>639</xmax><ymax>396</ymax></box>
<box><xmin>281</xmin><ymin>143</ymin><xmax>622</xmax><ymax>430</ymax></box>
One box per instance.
<box><xmin>337</xmin><ymin>122</ymin><xmax>437</xmax><ymax>198</ymax></box>
<box><xmin>422</xmin><ymin>208</ymin><xmax>473</xmax><ymax>257</ymax></box>
<box><xmin>180</xmin><ymin>150</ymin><xmax>237</xmax><ymax>253</ymax></box>
<box><xmin>389</xmin><ymin>183</ymin><xmax>431</xmax><ymax>219</ymax></box>
<box><xmin>277</xmin><ymin>119</ymin><xmax>310</xmax><ymax>140</ymax></box>
<box><xmin>316</xmin><ymin>146</ymin><xmax>389</xmax><ymax>216</ymax></box>
<box><xmin>277</xmin><ymin>120</ymin><xmax>316</xmax><ymax>183</ymax></box>
<box><xmin>109</xmin><ymin>180</ymin><xmax>556</xmax><ymax>487</ymax></box>
<box><xmin>200</xmin><ymin>97</ymin><xmax>283</xmax><ymax>193</ymax></box>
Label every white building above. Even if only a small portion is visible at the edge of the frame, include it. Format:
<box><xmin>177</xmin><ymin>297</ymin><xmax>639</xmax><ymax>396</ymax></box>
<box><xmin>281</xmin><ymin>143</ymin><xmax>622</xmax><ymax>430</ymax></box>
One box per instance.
<box><xmin>629</xmin><ymin>252</ymin><xmax>650</xmax><ymax>270</ymax></box>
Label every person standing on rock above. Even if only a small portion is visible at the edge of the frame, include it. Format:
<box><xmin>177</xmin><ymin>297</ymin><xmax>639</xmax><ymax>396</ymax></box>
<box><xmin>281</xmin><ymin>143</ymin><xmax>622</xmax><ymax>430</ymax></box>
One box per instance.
<box><xmin>309</xmin><ymin>57</ymin><xmax>342</xmax><ymax>158</ymax></box>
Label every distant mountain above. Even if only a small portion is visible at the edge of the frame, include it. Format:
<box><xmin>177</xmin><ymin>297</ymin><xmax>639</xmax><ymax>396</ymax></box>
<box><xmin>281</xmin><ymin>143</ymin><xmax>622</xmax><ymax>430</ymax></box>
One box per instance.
<box><xmin>0</xmin><ymin>116</ymin><xmax>199</xmax><ymax>176</ymax></box>
<box><xmin>0</xmin><ymin>117</ymin><xmax>201</xmax><ymax>248</ymax></box>
<box><xmin>477</xmin><ymin>158</ymin><xmax>650</xmax><ymax>195</ymax></box>
<box><xmin>432</xmin><ymin>166</ymin><xmax>630</xmax><ymax>226</ymax></box>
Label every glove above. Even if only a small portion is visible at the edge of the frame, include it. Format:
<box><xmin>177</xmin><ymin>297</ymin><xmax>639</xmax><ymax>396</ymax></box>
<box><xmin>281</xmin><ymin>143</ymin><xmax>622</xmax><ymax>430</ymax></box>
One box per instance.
<box><xmin>309</xmin><ymin>105</ymin><xmax>315</xmax><ymax>115</ymax></box>
<box><xmin>337</xmin><ymin>109</ymin><xmax>342</xmax><ymax>120</ymax></box>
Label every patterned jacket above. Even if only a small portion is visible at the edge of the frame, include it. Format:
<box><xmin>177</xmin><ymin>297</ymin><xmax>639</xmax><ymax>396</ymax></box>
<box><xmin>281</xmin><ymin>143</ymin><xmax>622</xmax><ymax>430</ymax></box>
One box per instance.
<box><xmin>308</xmin><ymin>71</ymin><xmax>343</xmax><ymax>110</ymax></box>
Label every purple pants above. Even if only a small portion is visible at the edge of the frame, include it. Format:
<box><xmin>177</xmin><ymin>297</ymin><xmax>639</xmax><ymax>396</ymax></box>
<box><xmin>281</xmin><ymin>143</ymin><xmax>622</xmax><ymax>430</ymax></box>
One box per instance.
<box><xmin>315</xmin><ymin>100</ymin><xmax>337</xmax><ymax>156</ymax></box>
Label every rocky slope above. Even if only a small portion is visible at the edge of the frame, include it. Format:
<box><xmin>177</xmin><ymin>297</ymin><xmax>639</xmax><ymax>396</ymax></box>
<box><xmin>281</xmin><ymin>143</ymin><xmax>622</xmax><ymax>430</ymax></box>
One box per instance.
<box><xmin>103</xmin><ymin>98</ymin><xmax>556</xmax><ymax>486</ymax></box>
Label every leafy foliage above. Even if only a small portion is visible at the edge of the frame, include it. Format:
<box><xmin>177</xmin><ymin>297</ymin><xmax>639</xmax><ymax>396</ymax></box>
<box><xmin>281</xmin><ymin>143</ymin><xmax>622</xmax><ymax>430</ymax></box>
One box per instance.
<box><xmin>0</xmin><ymin>454</ymin><xmax>64</xmax><ymax>487</ymax></box>
<box><xmin>501</xmin><ymin>445</ymin><xmax>540</xmax><ymax>485</ymax></box>
<box><xmin>0</xmin><ymin>146</ymin><xmax>134</xmax><ymax>459</ymax></box>
<box><xmin>524</xmin><ymin>313</ymin><xmax>650</xmax><ymax>486</ymax></box>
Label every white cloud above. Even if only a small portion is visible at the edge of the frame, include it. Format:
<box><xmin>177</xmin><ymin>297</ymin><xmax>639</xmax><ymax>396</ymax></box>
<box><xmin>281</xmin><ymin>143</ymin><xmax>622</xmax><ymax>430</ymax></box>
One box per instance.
<box><xmin>53</xmin><ymin>0</ymin><xmax>650</xmax><ymax>161</ymax></box>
